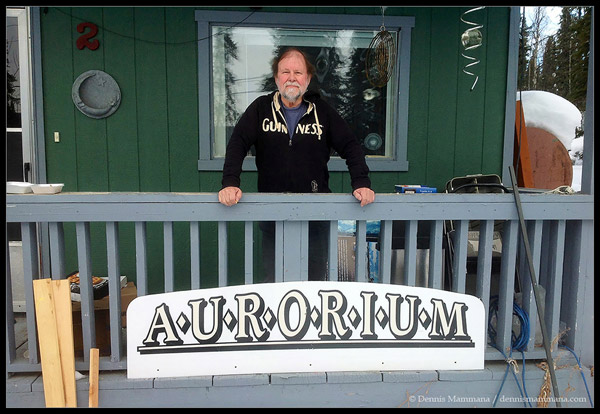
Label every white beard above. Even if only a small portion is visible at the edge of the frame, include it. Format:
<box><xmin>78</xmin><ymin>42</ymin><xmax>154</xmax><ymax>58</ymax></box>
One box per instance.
<box><xmin>281</xmin><ymin>83</ymin><xmax>305</xmax><ymax>102</ymax></box>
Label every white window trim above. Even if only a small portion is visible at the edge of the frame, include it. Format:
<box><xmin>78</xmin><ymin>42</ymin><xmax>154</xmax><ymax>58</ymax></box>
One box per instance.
<box><xmin>195</xmin><ymin>10</ymin><xmax>414</xmax><ymax>172</ymax></box>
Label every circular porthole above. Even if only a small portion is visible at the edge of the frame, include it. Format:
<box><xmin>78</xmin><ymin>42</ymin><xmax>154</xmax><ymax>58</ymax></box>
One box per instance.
<box><xmin>72</xmin><ymin>70</ymin><xmax>121</xmax><ymax>119</ymax></box>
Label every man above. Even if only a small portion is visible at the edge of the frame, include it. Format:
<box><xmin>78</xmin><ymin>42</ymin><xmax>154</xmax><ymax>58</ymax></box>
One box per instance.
<box><xmin>219</xmin><ymin>47</ymin><xmax>375</xmax><ymax>281</ymax></box>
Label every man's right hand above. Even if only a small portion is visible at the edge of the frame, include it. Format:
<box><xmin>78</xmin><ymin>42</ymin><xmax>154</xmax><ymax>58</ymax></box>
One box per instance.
<box><xmin>218</xmin><ymin>186</ymin><xmax>243</xmax><ymax>206</ymax></box>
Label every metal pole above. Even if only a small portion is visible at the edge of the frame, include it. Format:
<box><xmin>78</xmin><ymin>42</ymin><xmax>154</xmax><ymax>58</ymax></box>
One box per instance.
<box><xmin>508</xmin><ymin>165</ymin><xmax>561</xmax><ymax>407</ymax></box>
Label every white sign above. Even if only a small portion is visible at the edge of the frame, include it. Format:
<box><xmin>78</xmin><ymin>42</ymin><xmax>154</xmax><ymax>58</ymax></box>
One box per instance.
<box><xmin>127</xmin><ymin>281</ymin><xmax>485</xmax><ymax>378</ymax></box>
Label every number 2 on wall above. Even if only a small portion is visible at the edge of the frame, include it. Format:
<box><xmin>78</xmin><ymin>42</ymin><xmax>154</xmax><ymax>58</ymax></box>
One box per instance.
<box><xmin>76</xmin><ymin>22</ymin><xmax>100</xmax><ymax>50</ymax></box>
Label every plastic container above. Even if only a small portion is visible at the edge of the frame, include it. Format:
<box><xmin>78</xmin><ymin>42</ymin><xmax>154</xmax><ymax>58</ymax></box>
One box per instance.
<box><xmin>31</xmin><ymin>183</ymin><xmax>64</xmax><ymax>194</ymax></box>
<box><xmin>6</xmin><ymin>182</ymin><xmax>33</xmax><ymax>194</ymax></box>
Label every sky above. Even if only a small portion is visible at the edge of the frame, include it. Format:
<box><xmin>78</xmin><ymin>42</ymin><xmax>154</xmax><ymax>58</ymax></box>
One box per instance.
<box><xmin>523</xmin><ymin>6</ymin><xmax>562</xmax><ymax>36</ymax></box>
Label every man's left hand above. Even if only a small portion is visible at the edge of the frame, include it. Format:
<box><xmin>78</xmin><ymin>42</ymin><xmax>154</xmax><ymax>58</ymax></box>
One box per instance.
<box><xmin>353</xmin><ymin>187</ymin><xmax>375</xmax><ymax>206</ymax></box>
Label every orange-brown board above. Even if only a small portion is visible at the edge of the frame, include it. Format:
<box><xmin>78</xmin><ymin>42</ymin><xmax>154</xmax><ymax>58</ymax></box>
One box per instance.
<box><xmin>526</xmin><ymin>127</ymin><xmax>573</xmax><ymax>190</ymax></box>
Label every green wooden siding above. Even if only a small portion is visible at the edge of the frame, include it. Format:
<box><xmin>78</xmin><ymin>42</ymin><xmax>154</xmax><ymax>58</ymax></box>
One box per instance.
<box><xmin>39</xmin><ymin>6</ymin><xmax>510</xmax><ymax>291</ymax></box>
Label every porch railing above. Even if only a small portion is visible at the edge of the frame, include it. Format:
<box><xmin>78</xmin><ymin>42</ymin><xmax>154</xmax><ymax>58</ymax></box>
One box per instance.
<box><xmin>6</xmin><ymin>192</ymin><xmax>594</xmax><ymax>373</ymax></box>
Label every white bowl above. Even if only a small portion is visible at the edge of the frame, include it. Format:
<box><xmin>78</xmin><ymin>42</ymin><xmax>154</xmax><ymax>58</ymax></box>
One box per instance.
<box><xmin>31</xmin><ymin>183</ymin><xmax>64</xmax><ymax>194</ymax></box>
<box><xmin>7</xmin><ymin>181</ymin><xmax>33</xmax><ymax>194</ymax></box>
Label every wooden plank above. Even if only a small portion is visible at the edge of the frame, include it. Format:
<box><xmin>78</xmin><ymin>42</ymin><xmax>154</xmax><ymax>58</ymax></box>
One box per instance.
<box><xmin>40</xmin><ymin>7</ymin><xmax>78</xmax><ymax>190</ymax></box>
<box><xmin>52</xmin><ymin>280</ymin><xmax>77</xmax><ymax>407</ymax></box>
<box><xmin>33</xmin><ymin>278</ymin><xmax>65</xmax><ymax>407</ymax></box>
<box><xmin>134</xmin><ymin>7</ymin><xmax>170</xmax><ymax>192</ymax></box>
<box><xmin>103</xmin><ymin>6</ymin><xmax>141</xmax><ymax>192</ymax></box>
<box><xmin>88</xmin><ymin>348</ymin><xmax>100</xmax><ymax>407</ymax></box>
<box><xmin>514</xmin><ymin>100</ymin><xmax>535</xmax><ymax>187</ymax></box>
<box><xmin>165</xmin><ymin>7</ymin><xmax>200</xmax><ymax>193</ymax></box>
<box><xmin>71</xmin><ymin>7</ymin><xmax>109</xmax><ymax>192</ymax></box>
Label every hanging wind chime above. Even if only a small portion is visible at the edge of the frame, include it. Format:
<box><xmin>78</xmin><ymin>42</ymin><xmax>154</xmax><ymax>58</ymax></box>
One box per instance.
<box><xmin>460</xmin><ymin>6</ymin><xmax>485</xmax><ymax>91</ymax></box>
<box><xmin>365</xmin><ymin>7</ymin><xmax>397</xmax><ymax>88</ymax></box>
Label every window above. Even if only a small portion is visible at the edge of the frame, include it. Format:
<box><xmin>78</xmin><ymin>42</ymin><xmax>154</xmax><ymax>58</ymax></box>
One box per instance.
<box><xmin>196</xmin><ymin>10</ymin><xmax>414</xmax><ymax>171</ymax></box>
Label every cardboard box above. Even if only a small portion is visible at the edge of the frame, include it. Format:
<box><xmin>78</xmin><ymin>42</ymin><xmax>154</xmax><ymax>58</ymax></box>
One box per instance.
<box><xmin>71</xmin><ymin>282</ymin><xmax>137</xmax><ymax>356</ymax></box>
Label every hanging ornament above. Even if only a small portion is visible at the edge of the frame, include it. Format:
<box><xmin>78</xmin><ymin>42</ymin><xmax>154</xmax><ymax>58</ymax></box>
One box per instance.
<box><xmin>365</xmin><ymin>7</ymin><xmax>397</xmax><ymax>88</ymax></box>
<box><xmin>460</xmin><ymin>6</ymin><xmax>485</xmax><ymax>91</ymax></box>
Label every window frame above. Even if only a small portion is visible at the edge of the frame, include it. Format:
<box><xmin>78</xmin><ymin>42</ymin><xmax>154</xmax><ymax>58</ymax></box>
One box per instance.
<box><xmin>195</xmin><ymin>10</ymin><xmax>414</xmax><ymax>172</ymax></box>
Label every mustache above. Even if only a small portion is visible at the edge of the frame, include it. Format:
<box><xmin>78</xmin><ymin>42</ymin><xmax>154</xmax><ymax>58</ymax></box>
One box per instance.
<box><xmin>284</xmin><ymin>82</ymin><xmax>301</xmax><ymax>87</ymax></box>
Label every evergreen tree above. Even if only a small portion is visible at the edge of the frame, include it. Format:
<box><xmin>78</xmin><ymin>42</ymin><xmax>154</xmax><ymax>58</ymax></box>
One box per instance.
<box><xmin>517</xmin><ymin>12</ymin><xmax>531</xmax><ymax>91</ymax></box>
<box><xmin>567</xmin><ymin>7</ymin><xmax>590</xmax><ymax>111</ymax></box>
<box><xmin>538</xmin><ymin>35</ymin><xmax>559</xmax><ymax>94</ymax></box>
<box><xmin>224</xmin><ymin>33</ymin><xmax>240</xmax><ymax>126</ymax></box>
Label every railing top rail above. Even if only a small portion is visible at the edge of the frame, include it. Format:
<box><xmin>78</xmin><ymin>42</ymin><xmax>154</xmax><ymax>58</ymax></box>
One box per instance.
<box><xmin>6</xmin><ymin>192</ymin><xmax>594</xmax><ymax>222</ymax></box>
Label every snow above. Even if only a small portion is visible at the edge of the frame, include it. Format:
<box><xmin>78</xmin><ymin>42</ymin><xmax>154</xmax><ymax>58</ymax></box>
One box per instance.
<box><xmin>516</xmin><ymin>90</ymin><xmax>584</xmax><ymax>190</ymax></box>
<box><xmin>517</xmin><ymin>90</ymin><xmax>582</xmax><ymax>151</ymax></box>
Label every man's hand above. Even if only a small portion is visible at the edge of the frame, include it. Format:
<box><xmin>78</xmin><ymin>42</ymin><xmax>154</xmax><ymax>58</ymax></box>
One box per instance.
<box><xmin>218</xmin><ymin>186</ymin><xmax>243</xmax><ymax>206</ymax></box>
<box><xmin>353</xmin><ymin>187</ymin><xmax>375</xmax><ymax>207</ymax></box>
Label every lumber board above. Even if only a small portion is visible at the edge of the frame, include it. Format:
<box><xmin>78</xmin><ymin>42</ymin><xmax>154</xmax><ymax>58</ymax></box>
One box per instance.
<box><xmin>33</xmin><ymin>278</ymin><xmax>66</xmax><ymax>407</ymax></box>
<box><xmin>89</xmin><ymin>348</ymin><xmax>100</xmax><ymax>407</ymax></box>
<box><xmin>52</xmin><ymin>280</ymin><xmax>77</xmax><ymax>407</ymax></box>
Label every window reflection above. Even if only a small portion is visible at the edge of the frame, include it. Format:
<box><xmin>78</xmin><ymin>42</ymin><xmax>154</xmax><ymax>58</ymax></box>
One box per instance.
<box><xmin>211</xmin><ymin>26</ymin><xmax>397</xmax><ymax>158</ymax></box>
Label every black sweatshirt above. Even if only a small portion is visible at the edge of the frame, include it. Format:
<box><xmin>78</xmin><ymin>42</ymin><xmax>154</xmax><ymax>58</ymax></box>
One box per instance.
<box><xmin>221</xmin><ymin>90</ymin><xmax>371</xmax><ymax>194</ymax></box>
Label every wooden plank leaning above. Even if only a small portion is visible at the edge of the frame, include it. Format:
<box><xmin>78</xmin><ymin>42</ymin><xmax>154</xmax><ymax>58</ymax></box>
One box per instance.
<box><xmin>89</xmin><ymin>348</ymin><xmax>100</xmax><ymax>407</ymax></box>
<box><xmin>33</xmin><ymin>278</ymin><xmax>77</xmax><ymax>407</ymax></box>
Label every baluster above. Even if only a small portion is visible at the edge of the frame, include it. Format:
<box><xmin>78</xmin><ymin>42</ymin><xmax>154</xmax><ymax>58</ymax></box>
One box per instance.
<box><xmin>475</xmin><ymin>219</ymin><xmax>494</xmax><ymax>345</ymax></box>
<box><xmin>218</xmin><ymin>221</ymin><xmax>228</xmax><ymax>287</ymax></box>
<box><xmin>164</xmin><ymin>221</ymin><xmax>174</xmax><ymax>292</ymax></box>
<box><xmin>6</xmin><ymin>237</ymin><xmax>16</xmax><ymax>365</ymax></box>
<box><xmin>274</xmin><ymin>221</ymin><xmax>284</xmax><ymax>283</ymax></box>
<box><xmin>495</xmin><ymin>220</ymin><xmax>518</xmax><ymax>353</ymax></box>
<box><xmin>428</xmin><ymin>220</ymin><xmax>444</xmax><ymax>289</ymax></box>
<box><xmin>244</xmin><ymin>221</ymin><xmax>253</xmax><ymax>285</ymax></box>
<box><xmin>328</xmin><ymin>221</ymin><xmax>338</xmax><ymax>281</ymax></box>
<box><xmin>282</xmin><ymin>221</ymin><xmax>305</xmax><ymax>282</ymax></box>
<box><xmin>135</xmin><ymin>222</ymin><xmax>148</xmax><ymax>296</ymax></box>
<box><xmin>190</xmin><ymin>222</ymin><xmax>201</xmax><ymax>289</ymax></box>
<box><xmin>21</xmin><ymin>222</ymin><xmax>40</xmax><ymax>364</ymax></box>
<box><xmin>355</xmin><ymin>220</ymin><xmax>367</xmax><ymax>282</ymax></box>
<box><xmin>48</xmin><ymin>222</ymin><xmax>65</xmax><ymax>280</ymax></box>
<box><xmin>404</xmin><ymin>220</ymin><xmax>418</xmax><ymax>286</ymax></box>
<box><xmin>545</xmin><ymin>220</ymin><xmax>566</xmax><ymax>351</ymax></box>
<box><xmin>106</xmin><ymin>222</ymin><xmax>123</xmax><ymax>361</ymax></box>
<box><xmin>379</xmin><ymin>220</ymin><xmax>393</xmax><ymax>284</ymax></box>
<box><xmin>520</xmin><ymin>220</ymin><xmax>543</xmax><ymax>351</ymax></box>
<box><xmin>560</xmin><ymin>220</ymin><xmax>584</xmax><ymax>351</ymax></box>
<box><xmin>76</xmin><ymin>222</ymin><xmax>96</xmax><ymax>364</ymax></box>
<box><xmin>452</xmin><ymin>220</ymin><xmax>469</xmax><ymax>293</ymax></box>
